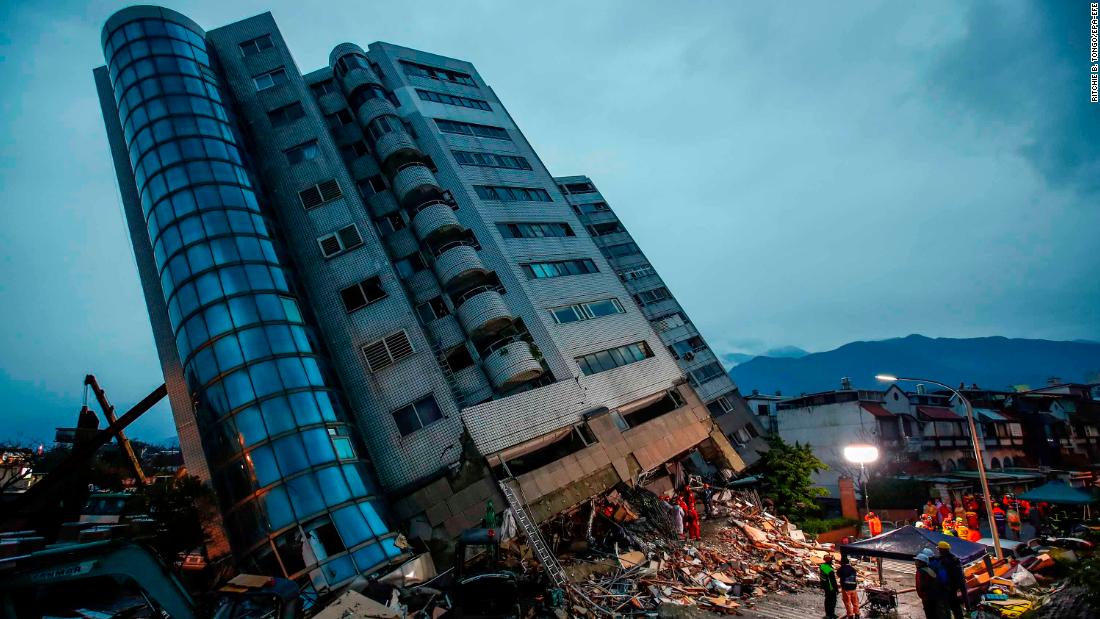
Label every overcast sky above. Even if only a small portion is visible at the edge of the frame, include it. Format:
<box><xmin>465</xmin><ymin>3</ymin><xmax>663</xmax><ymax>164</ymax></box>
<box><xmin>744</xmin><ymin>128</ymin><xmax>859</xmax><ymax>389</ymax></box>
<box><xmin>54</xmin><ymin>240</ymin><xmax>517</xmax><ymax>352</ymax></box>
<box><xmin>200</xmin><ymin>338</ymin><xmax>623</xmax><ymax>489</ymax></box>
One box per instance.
<box><xmin>1</xmin><ymin>1</ymin><xmax>1097</xmax><ymax>442</ymax></box>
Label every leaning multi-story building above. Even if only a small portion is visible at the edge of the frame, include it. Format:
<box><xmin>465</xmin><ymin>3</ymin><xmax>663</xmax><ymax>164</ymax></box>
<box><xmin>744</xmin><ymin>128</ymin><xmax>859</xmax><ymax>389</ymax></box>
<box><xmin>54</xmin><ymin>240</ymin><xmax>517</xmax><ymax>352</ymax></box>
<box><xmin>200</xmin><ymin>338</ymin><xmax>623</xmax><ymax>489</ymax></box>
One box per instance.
<box><xmin>557</xmin><ymin>176</ymin><xmax>766</xmax><ymax>463</ymax></box>
<box><xmin>95</xmin><ymin>6</ymin><xmax>744</xmax><ymax>590</ymax></box>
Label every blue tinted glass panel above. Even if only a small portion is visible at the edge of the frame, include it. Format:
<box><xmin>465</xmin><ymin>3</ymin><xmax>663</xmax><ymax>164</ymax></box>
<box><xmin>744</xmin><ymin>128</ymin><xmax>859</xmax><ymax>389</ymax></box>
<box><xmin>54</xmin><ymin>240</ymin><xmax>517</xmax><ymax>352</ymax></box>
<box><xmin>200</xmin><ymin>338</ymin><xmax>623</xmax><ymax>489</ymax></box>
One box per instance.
<box><xmin>263</xmin><ymin>485</ymin><xmax>294</xmax><ymax>529</ymax></box>
<box><xmin>316</xmin><ymin>465</ymin><xmax>350</xmax><ymax>506</ymax></box>
<box><xmin>249</xmin><ymin>444</ymin><xmax>279</xmax><ymax>486</ymax></box>
<box><xmin>235</xmin><ymin>406</ymin><xmax>266</xmax><ymax>447</ymax></box>
<box><xmin>286</xmin><ymin>473</ymin><xmax>324</xmax><ymax>519</ymax></box>
<box><xmin>332</xmin><ymin>504</ymin><xmax>370</xmax><ymax>547</ymax></box>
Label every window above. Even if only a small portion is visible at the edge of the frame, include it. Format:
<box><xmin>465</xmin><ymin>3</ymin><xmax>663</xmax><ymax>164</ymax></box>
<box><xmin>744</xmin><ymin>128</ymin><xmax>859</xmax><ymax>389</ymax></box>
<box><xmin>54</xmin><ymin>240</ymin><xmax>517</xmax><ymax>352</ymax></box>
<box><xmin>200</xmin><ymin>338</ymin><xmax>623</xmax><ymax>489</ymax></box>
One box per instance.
<box><xmin>327</xmin><ymin>426</ymin><xmax>355</xmax><ymax>460</ymax></box>
<box><xmin>707</xmin><ymin>397</ymin><xmax>736</xmax><ymax>416</ymax></box>
<box><xmin>433</xmin><ymin>118</ymin><xmax>511</xmax><ymax>140</ymax></box>
<box><xmin>417</xmin><ymin>89</ymin><xmax>491</xmax><ymax>111</ymax></box>
<box><xmin>651</xmin><ymin>313</ymin><xmax>685</xmax><ymax>332</ymax></box>
<box><xmin>311</xmin><ymin>79</ymin><xmax>338</xmax><ymax>97</ymax></box>
<box><xmin>444</xmin><ymin>344</ymin><xmax>474</xmax><ymax>371</ymax></box>
<box><xmin>689</xmin><ymin>363</ymin><xmax>725</xmax><ymax>387</ymax></box>
<box><xmin>605</xmin><ymin>242</ymin><xmax>641</xmax><ymax>258</ymax></box>
<box><xmin>362</xmin><ymin>330</ymin><xmax>415</xmax><ymax>372</ymax></box>
<box><xmin>348</xmin><ymin>83</ymin><xmax>400</xmax><ymax>109</ymax></box>
<box><xmin>474</xmin><ymin>185</ymin><xmax>552</xmax><ymax>202</ymax></box>
<box><xmin>239</xmin><ymin>35</ymin><xmax>273</xmax><ymax>57</ymax></box>
<box><xmin>366</xmin><ymin>115</ymin><xmax>401</xmax><ymax>141</ymax></box>
<box><xmin>575</xmin><ymin>342</ymin><xmax>653</xmax><ymax>376</ymax></box>
<box><xmin>253</xmin><ymin>67</ymin><xmax>288</xmax><ymax>91</ymax></box>
<box><xmin>563</xmin><ymin>181</ymin><xmax>597</xmax><ymax>194</ymax></box>
<box><xmin>334</xmin><ymin>52</ymin><xmax>371</xmax><ymax>77</ymax></box>
<box><xmin>619</xmin><ymin>266</ymin><xmax>657</xmax><ymax>281</ymax></box>
<box><xmin>357</xmin><ymin>174</ymin><xmax>387</xmax><ymax>197</ymax></box>
<box><xmin>550</xmin><ymin>298</ymin><xmax>625</xmax><ymax>324</ymax></box>
<box><xmin>522</xmin><ymin>259</ymin><xmax>598</xmax><ymax>279</ymax></box>
<box><xmin>454</xmin><ymin>150</ymin><xmax>532</xmax><ymax>170</ymax></box>
<box><xmin>415</xmin><ymin>296</ymin><xmax>450</xmax><ymax>323</ymax></box>
<box><xmin>298</xmin><ymin>179</ymin><xmax>342</xmax><ymax>209</ymax></box>
<box><xmin>393</xmin><ymin>252</ymin><xmax>427</xmax><ymax>278</ymax></box>
<box><xmin>267</xmin><ymin>102</ymin><xmax>305</xmax><ymax>127</ymax></box>
<box><xmin>634</xmin><ymin>287</ymin><xmax>672</xmax><ymax>306</ymax></box>
<box><xmin>496</xmin><ymin>222</ymin><xmax>574</xmax><ymax>239</ymax></box>
<box><xmin>284</xmin><ymin>140</ymin><xmax>319</xmax><ymax>164</ymax></box>
<box><xmin>374</xmin><ymin>212</ymin><xmax>406</xmax><ymax>235</ymax></box>
<box><xmin>670</xmin><ymin>336</ymin><xmax>706</xmax><ymax>358</ymax></box>
<box><xmin>339</xmin><ymin>276</ymin><xmax>386</xmax><ymax>312</ymax></box>
<box><xmin>400</xmin><ymin>60</ymin><xmax>476</xmax><ymax>86</ymax></box>
<box><xmin>325</xmin><ymin>109</ymin><xmax>355</xmax><ymax>130</ymax></box>
<box><xmin>587</xmin><ymin>221</ymin><xmax>624</xmax><ymax>236</ymax></box>
<box><xmin>339</xmin><ymin>140</ymin><xmax>370</xmax><ymax>162</ymax></box>
<box><xmin>392</xmin><ymin>395</ymin><xmax>443</xmax><ymax>436</ymax></box>
<box><xmin>572</xmin><ymin>201</ymin><xmax>610</xmax><ymax>215</ymax></box>
<box><xmin>317</xmin><ymin>224</ymin><xmax>363</xmax><ymax>258</ymax></box>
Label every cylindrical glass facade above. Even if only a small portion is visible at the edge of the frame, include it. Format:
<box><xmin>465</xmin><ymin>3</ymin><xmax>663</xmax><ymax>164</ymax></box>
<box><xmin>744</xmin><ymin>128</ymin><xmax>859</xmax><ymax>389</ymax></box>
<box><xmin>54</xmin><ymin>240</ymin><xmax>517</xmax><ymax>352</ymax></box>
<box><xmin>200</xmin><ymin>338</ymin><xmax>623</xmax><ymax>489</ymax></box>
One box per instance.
<box><xmin>102</xmin><ymin>8</ymin><xmax>400</xmax><ymax>587</ymax></box>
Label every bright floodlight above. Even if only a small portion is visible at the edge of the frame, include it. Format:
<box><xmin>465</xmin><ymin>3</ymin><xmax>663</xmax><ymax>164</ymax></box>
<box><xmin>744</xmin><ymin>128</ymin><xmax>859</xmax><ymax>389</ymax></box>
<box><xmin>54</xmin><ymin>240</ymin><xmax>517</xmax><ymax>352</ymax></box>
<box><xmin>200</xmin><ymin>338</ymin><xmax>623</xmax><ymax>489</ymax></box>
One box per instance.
<box><xmin>875</xmin><ymin>374</ymin><xmax>898</xmax><ymax>382</ymax></box>
<box><xmin>844</xmin><ymin>444</ymin><xmax>880</xmax><ymax>464</ymax></box>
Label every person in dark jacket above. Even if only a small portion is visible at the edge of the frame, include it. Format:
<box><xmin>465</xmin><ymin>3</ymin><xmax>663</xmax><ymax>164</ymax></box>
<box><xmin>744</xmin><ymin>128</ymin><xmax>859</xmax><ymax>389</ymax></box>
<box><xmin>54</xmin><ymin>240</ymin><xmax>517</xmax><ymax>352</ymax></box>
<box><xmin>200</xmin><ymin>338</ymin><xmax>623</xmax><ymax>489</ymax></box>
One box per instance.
<box><xmin>915</xmin><ymin>549</ymin><xmax>947</xmax><ymax>619</ymax></box>
<box><xmin>937</xmin><ymin>541</ymin><xmax>968</xmax><ymax>619</ymax></box>
<box><xmin>819</xmin><ymin>555</ymin><xmax>839</xmax><ymax>619</ymax></box>
<box><xmin>838</xmin><ymin>555</ymin><xmax>859</xmax><ymax>618</ymax></box>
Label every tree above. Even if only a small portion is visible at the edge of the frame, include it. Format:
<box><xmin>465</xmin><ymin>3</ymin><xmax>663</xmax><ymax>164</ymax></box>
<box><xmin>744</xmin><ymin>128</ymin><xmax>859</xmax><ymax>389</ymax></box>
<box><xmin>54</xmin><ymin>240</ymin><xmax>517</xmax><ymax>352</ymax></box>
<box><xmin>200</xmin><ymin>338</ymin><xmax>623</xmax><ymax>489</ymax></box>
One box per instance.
<box><xmin>754</xmin><ymin>434</ymin><xmax>829</xmax><ymax>521</ymax></box>
<box><xmin>140</xmin><ymin>475</ymin><xmax>214</xmax><ymax>561</ymax></box>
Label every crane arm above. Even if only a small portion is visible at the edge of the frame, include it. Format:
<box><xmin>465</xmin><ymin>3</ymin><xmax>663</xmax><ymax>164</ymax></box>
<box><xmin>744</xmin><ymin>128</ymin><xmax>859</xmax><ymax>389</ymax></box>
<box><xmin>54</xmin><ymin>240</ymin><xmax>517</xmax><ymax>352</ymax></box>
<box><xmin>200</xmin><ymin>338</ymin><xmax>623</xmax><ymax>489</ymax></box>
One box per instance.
<box><xmin>84</xmin><ymin>374</ymin><xmax>148</xmax><ymax>486</ymax></box>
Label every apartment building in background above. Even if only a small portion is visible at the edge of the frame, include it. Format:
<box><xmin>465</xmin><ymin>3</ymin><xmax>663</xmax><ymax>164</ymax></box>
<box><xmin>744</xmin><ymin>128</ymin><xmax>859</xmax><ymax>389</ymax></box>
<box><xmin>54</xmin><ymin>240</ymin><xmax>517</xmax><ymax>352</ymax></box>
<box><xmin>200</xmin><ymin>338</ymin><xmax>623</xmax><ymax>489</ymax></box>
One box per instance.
<box><xmin>95</xmin><ymin>6</ymin><xmax>744</xmax><ymax>589</ymax></box>
<box><xmin>558</xmin><ymin>176</ymin><xmax>766</xmax><ymax>463</ymax></box>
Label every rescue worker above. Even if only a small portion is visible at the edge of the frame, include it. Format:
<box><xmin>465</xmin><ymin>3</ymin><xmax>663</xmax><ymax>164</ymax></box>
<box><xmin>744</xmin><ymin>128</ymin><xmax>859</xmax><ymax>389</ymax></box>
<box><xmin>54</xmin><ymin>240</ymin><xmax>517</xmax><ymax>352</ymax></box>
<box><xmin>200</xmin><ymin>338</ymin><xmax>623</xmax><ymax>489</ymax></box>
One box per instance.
<box><xmin>992</xmin><ymin>502</ymin><xmax>1007</xmax><ymax>538</ymax></box>
<box><xmin>915</xmin><ymin>549</ymin><xmax>947</xmax><ymax>619</ymax></box>
<box><xmin>839</xmin><ymin>555</ymin><xmax>859</xmax><ymax>618</ymax></box>
<box><xmin>920</xmin><ymin>513</ymin><xmax>935</xmax><ymax>530</ymax></box>
<box><xmin>663</xmin><ymin>497</ymin><xmax>685</xmax><ymax>538</ymax></box>
<box><xmin>1006</xmin><ymin>503</ymin><xmax>1021</xmax><ymax>540</ymax></box>
<box><xmin>937</xmin><ymin>499</ymin><xmax>952</xmax><ymax>525</ymax></box>
<box><xmin>682</xmin><ymin>487</ymin><xmax>701</xmax><ymax>541</ymax></box>
<box><xmin>965</xmin><ymin>506</ymin><xmax>980</xmax><ymax>532</ymax></box>
<box><xmin>953</xmin><ymin>502</ymin><xmax>966</xmax><ymax>521</ymax></box>
<box><xmin>937</xmin><ymin>541</ymin><xmax>968</xmax><ymax>619</ymax></box>
<box><xmin>924</xmin><ymin>499</ymin><xmax>938</xmax><ymax>521</ymax></box>
<box><xmin>675</xmin><ymin>495</ymin><xmax>690</xmax><ymax>539</ymax></box>
<box><xmin>941</xmin><ymin>518</ymin><xmax>956</xmax><ymax>537</ymax></box>
<box><xmin>819</xmin><ymin>555</ymin><xmax>839</xmax><ymax>619</ymax></box>
<box><xmin>864</xmin><ymin>511</ymin><xmax>883</xmax><ymax>537</ymax></box>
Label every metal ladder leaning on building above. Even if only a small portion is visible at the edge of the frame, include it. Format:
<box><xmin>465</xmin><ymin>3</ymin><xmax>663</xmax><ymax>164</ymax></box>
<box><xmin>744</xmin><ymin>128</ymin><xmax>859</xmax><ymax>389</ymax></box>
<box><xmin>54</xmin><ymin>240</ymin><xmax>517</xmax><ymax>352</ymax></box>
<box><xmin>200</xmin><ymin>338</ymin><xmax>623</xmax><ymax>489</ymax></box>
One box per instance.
<box><xmin>497</xmin><ymin>479</ymin><xmax>567</xmax><ymax>588</ymax></box>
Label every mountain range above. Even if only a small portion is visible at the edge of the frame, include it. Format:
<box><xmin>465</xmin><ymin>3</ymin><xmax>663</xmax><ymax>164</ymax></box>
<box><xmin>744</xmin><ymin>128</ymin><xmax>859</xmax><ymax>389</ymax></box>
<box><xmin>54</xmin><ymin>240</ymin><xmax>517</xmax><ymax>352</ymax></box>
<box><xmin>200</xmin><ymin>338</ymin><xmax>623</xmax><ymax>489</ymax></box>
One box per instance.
<box><xmin>727</xmin><ymin>334</ymin><xmax>1100</xmax><ymax>396</ymax></box>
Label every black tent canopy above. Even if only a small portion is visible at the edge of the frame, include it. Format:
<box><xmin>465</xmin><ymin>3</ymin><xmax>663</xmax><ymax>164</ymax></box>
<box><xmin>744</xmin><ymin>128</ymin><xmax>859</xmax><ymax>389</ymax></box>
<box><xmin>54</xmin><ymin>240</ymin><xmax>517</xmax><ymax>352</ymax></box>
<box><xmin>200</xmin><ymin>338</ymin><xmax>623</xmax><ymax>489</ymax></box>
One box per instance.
<box><xmin>839</xmin><ymin>525</ymin><xmax>987</xmax><ymax>564</ymax></box>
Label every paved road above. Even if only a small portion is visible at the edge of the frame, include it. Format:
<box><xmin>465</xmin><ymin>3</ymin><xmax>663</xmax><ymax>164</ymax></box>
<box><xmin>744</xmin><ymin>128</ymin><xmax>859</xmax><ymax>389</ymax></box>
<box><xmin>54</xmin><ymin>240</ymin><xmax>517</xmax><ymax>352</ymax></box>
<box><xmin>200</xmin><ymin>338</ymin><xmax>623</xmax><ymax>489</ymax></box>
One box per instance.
<box><xmin>740</xmin><ymin>560</ymin><xmax>925</xmax><ymax>619</ymax></box>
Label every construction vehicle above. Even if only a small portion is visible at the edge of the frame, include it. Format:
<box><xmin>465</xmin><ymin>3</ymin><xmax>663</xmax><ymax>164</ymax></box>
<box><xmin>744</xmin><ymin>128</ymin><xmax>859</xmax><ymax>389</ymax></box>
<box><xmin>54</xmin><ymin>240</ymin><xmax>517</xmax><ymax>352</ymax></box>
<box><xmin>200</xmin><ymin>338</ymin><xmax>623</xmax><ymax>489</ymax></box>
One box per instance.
<box><xmin>450</xmin><ymin>528</ymin><xmax>522</xmax><ymax>618</ymax></box>
<box><xmin>82</xmin><ymin>374</ymin><xmax>150</xmax><ymax>487</ymax></box>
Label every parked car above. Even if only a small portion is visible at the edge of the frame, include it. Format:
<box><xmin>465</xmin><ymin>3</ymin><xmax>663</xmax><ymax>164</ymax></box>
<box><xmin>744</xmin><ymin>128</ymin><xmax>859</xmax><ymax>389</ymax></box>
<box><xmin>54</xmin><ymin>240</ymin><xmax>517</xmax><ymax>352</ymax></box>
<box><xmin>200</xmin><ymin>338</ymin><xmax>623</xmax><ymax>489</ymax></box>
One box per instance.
<box><xmin>976</xmin><ymin>538</ymin><xmax>1034</xmax><ymax>560</ymax></box>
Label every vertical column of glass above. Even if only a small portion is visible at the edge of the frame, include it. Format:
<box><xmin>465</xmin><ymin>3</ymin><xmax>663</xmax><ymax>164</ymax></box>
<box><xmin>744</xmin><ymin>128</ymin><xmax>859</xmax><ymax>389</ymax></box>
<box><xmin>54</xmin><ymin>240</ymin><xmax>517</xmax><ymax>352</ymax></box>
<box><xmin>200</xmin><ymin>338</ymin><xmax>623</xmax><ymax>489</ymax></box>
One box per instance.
<box><xmin>102</xmin><ymin>11</ymin><xmax>401</xmax><ymax>587</ymax></box>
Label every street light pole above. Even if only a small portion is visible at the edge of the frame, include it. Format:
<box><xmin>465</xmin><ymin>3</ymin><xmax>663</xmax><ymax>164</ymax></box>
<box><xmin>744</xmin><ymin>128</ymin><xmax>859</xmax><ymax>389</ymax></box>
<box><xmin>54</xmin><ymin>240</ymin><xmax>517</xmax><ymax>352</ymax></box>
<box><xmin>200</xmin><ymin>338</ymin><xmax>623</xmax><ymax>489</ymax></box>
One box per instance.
<box><xmin>876</xmin><ymin>375</ymin><xmax>1004</xmax><ymax>560</ymax></box>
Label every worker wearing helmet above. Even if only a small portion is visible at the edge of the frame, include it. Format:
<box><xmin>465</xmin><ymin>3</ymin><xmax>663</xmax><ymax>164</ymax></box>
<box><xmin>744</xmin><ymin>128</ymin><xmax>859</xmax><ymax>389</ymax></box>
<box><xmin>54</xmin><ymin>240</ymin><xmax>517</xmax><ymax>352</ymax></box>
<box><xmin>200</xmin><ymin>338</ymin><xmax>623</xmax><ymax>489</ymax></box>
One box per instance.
<box><xmin>942</xmin><ymin>518</ymin><xmax>957</xmax><ymax>537</ymax></box>
<box><xmin>865</xmin><ymin>511</ymin><xmax>883</xmax><ymax>537</ymax></box>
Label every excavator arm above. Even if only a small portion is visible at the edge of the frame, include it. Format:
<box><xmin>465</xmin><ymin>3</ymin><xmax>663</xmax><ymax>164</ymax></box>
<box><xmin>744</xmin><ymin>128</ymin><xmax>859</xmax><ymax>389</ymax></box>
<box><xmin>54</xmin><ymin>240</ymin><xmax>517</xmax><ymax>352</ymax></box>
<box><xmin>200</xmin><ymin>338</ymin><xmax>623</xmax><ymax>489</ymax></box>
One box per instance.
<box><xmin>84</xmin><ymin>374</ymin><xmax>149</xmax><ymax>486</ymax></box>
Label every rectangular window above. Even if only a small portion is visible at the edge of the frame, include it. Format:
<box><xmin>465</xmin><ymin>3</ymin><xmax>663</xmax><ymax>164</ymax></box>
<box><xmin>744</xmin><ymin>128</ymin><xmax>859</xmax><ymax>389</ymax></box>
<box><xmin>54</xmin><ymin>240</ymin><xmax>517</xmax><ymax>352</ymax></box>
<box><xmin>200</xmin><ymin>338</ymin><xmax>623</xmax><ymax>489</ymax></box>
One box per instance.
<box><xmin>522</xmin><ymin>259</ymin><xmax>599</xmax><ymax>280</ymax></box>
<box><xmin>338</xmin><ymin>140</ymin><xmax>370</xmax><ymax>162</ymax></box>
<box><xmin>317</xmin><ymin>224</ymin><xmax>363</xmax><ymax>258</ymax></box>
<box><xmin>239</xmin><ymin>35</ymin><xmax>274</xmax><ymax>57</ymax></box>
<box><xmin>253</xmin><ymin>67</ymin><xmax>288</xmax><ymax>91</ymax></box>
<box><xmin>563</xmin><ymin>181</ymin><xmax>597</xmax><ymax>194</ymax></box>
<box><xmin>433</xmin><ymin>118</ymin><xmax>511</xmax><ymax>141</ymax></box>
<box><xmin>325</xmin><ymin>109</ymin><xmax>355</xmax><ymax>130</ymax></box>
<box><xmin>415</xmin><ymin>296</ymin><xmax>450</xmax><ymax>323</ymax></box>
<box><xmin>400</xmin><ymin>60</ymin><xmax>476</xmax><ymax>86</ymax></box>
<box><xmin>417</xmin><ymin>89</ymin><xmax>491</xmax><ymax>111</ymax></box>
<box><xmin>650</xmin><ymin>313</ymin><xmax>686</xmax><ymax>332</ymax></box>
<box><xmin>454</xmin><ymin>150</ymin><xmax>532</xmax><ymax>171</ymax></box>
<box><xmin>284</xmin><ymin>140</ymin><xmax>319</xmax><ymax>164</ymax></box>
<box><xmin>619</xmin><ymin>265</ymin><xmax>657</xmax><ymax>281</ymax></box>
<box><xmin>496</xmin><ymin>222</ymin><xmax>574</xmax><ymax>239</ymax></box>
<box><xmin>707</xmin><ymin>397</ymin><xmax>735</xmax><ymax>416</ymax></box>
<box><xmin>362</xmin><ymin>330</ymin><xmax>415</xmax><ymax>373</ymax></box>
<box><xmin>357</xmin><ymin>174</ymin><xmax>387</xmax><ymax>198</ymax></box>
<box><xmin>298</xmin><ymin>179</ymin><xmax>342</xmax><ymax>209</ymax></box>
<box><xmin>391</xmin><ymin>395</ymin><xmax>444</xmax><ymax>436</ymax></box>
<box><xmin>575</xmin><ymin>341</ymin><xmax>653</xmax><ymax>376</ymax></box>
<box><xmin>374</xmin><ymin>212</ymin><xmax>406</xmax><ymax>235</ymax></box>
<box><xmin>311</xmin><ymin>79</ymin><xmax>338</xmax><ymax>97</ymax></box>
<box><xmin>634</xmin><ymin>287</ymin><xmax>672</xmax><ymax>306</ymax></box>
<box><xmin>393</xmin><ymin>252</ymin><xmax>427</xmax><ymax>278</ymax></box>
<box><xmin>572</xmin><ymin>201</ymin><xmax>610</xmax><ymax>215</ymax></box>
<box><xmin>670</xmin><ymin>336</ymin><xmax>706</xmax><ymax>358</ymax></box>
<box><xmin>605</xmin><ymin>242</ymin><xmax>641</xmax><ymax>258</ymax></box>
<box><xmin>587</xmin><ymin>221</ymin><xmax>625</xmax><ymax>237</ymax></box>
<box><xmin>550</xmin><ymin>298</ymin><xmax>625</xmax><ymax>324</ymax></box>
<box><xmin>474</xmin><ymin>185</ymin><xmax>552</xmax><ymax>202</ymax></box>
<box><xmin>267</xmin><ymin>102</ymin><xmax>305</xmax><ymax>127</ymax></box>
<box><xmin>339</xmin><ymin>276</ymin><xmax>386</xmax><ymax>312</ymax></box>
<box><xmin>689</xmin><ymin>362</ymin><xmax>725</xmax><ymax>387</ymax></box>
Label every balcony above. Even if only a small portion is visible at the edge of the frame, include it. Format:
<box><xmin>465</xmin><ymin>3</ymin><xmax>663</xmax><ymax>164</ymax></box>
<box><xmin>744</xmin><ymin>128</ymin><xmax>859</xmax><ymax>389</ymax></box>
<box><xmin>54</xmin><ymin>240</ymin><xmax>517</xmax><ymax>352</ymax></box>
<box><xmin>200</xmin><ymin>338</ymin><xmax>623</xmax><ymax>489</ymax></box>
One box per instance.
<box><xmin>392</xmin><ymin>164</ymin><xmax>440</xmax><ymax>207</ymax></box>
<box><xmin>406</xmin><ymin>268</ymin><xmax>442</xmax><ymax>304</ymax></box>
<box><xmin>427</xmin><ymin>314</ymin><xmax>466</xmax><ymax>350</ymax></box>
<box><xmin>373</xmin><ymin>131</ymin><xmax>418</xmax><ymax>166</ymax></box>
<box><xmin>412</xmin><ymin>201</ymin><xmax>461</xmax><ymax>242</ymax></box>
<box><xmin>433</xmin><ymin>243</ymin><xmax>487</xmax><ymax>291</ymax></box>
<box><xmin>453</xmin><ymin>365</ymin><xmax>493</xmax><ymax>403</ymax></box>
<box><xmin>384</xmin><ymin>228</ymin><xmax>419</xmax><ymax>259</ymax></box>
<box><xmin>456</xmin><ymin>286</ymin><xmax>512</xmax><ymax>338</ymax></box>
<box><xmin>340</xmin><ymin>67</ymin><xmax>382</xmax><ymax>101</ymax></box>
<box><xmin>366</xmin><ymin>191</ymin><xmax>400</xmax><ymax>218</ymax></box>
<box><xmin>354</xmin><ymin>96</ymin><xmax>397</xmax><ymax>130</ymax></box>
<box><xmin>483</xmin><ymin>339</ymin><xmax>543</xmax><ymax>390</ymax></box>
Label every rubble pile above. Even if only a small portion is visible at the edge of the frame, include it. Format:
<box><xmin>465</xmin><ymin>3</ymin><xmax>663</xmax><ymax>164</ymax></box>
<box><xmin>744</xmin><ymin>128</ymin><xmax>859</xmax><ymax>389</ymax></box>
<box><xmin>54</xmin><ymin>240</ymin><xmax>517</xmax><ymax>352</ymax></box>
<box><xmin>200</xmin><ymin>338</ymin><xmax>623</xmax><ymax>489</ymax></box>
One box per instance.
<box><xmin>554</xmin><ymin>485</ymin><xmax>838</xmax><ymax>616</ymax></box>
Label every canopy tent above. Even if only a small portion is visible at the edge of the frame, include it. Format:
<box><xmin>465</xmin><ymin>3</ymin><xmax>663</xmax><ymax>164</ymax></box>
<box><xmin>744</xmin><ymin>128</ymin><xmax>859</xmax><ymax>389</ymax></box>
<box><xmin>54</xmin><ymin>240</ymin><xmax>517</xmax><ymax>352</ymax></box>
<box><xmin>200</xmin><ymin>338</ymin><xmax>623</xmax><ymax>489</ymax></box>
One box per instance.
<box><xmin>839</xmin><ymin>525</ymin><xmax>987</xmax><ymax>564</ymax></box>
<box><xmin>1018</xmin><ymin>480</ymin><xmax>1096</xmax><ymax>505</ymax></box>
